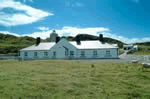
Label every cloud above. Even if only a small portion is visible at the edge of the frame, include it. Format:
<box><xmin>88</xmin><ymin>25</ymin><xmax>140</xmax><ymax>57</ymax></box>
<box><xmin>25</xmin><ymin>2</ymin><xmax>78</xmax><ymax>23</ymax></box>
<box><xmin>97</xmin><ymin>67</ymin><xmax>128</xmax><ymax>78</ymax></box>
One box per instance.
<box><xmin>0</xmin><ymin>31</ymin><xmax>20</xmax><ymax>37</ymax></box>
<box><xmin>131</xmin><ymin>0</ymin><xmax>139</xmax><ymax>3</ymax></box>
<box><xmin>0</xmin><ymin>26</ymin><xmax>150</xmax><ymax>44</ymax></box>
<box><xmin>21</xmin><ymin>26</ymin><xmax>109</xmax><ymax>39</ymax></box>
<box><xmin>0</xmin><ymin>0</ymin><xmax>53</xmax><ymax>26</ymax></box>
<box><xmin>37</xmin><ymin>27</ymin><xmax>49</xmax><ymax>31</ymax></box>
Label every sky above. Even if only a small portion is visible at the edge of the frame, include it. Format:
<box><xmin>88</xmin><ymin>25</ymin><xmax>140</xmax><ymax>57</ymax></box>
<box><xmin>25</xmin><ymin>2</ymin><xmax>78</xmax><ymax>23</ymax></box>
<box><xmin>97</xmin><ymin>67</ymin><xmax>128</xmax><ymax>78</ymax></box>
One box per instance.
<box><xmin>0</xmin><ymin>0</ymin><xmax>150</xmax><ymax>44</ymax></box>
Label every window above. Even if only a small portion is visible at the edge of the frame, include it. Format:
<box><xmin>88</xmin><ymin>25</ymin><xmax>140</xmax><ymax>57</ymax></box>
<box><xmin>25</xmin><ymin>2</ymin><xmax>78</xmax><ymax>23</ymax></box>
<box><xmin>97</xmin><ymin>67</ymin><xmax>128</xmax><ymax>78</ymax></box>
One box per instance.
<box><xmin>106</xmin><ymin>50</ymin><xmax>111</xmax><ymax>56</ymax></box>
<box><xmin>44</xmin><ymin>52</ymin><xmax>48</xmax><ymax>56</ymax></box>
<box><xmin>70</xmin><ymin>51</ymin><xmax>74</xmax><ymax>56</ymax></box>
<box><xmin>93</xmin><ymin>51</ymin><xmax>97</xmax><ymax>56</ymax></box>
<box><xmin>34</xmin><ymin>52</ymin><xmax>37</xmax><ymax>56</ymax></box>
<box><xmin>81</xmin><ymin>51</ymin><xmax>85</xmax><ymax>56</ymax></box>
<box><xmin>65</xmin><ymin>50</ymin><xmax>68</xmax><ymax>56</ymax></box>
<box><xmin>24</xmin><ymin>52</ymin><xmax>28</xmax><ymax>56</ymax></box>
<box><xmin>53</xmin><ymin>51</ymin><xmax>56</xmax><ymax>56</ymax></box>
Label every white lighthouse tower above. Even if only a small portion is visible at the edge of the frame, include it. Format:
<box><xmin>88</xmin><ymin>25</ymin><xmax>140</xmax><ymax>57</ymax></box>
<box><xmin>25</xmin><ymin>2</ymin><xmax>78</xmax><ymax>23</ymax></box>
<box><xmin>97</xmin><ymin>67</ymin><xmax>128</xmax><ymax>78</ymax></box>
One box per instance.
<box><xmin>50</xmin><ymin>30</ymin><xmax>58</xmax><ymax>42</ymax></box>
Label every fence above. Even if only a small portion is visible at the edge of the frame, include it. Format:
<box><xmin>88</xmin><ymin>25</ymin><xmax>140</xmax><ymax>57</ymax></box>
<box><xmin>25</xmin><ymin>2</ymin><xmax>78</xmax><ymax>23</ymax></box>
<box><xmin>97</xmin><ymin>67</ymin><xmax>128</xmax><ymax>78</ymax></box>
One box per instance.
<box><xmin>0</xmin><ymin>56</ymin><xmax>20</xmax><ymax>60</ymax></box>
<box><xmin>0</xmin><ymin>53</ymin><xmax>21</xmax><ymax>60</ymax></box>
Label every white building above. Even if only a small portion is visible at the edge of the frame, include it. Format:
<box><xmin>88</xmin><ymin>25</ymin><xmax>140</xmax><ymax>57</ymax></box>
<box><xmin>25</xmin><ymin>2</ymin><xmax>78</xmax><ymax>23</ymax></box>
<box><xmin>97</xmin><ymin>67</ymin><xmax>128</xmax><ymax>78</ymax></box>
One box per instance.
<box><xmin>123</xmin><ymin>44</ymin><xmax>138</xmax><ymax>51</ymax></box>
<box><xmin>112</xmin><ymin>44</ymin><xmax>118</xmax><ymax>47</ymax></box>
<box><xmin>20</xmin><ymin>33</ymin><xmax>119</xmax><ymax>60</ymax></box>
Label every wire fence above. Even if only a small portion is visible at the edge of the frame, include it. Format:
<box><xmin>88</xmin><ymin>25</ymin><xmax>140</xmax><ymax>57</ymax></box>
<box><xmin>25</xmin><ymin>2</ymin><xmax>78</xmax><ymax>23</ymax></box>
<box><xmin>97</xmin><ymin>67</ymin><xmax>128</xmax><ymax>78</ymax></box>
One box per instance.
<box><xmin>0</xmin><ymin>56</ymin><xmax>20</xmax><ymax>60</ymax></box>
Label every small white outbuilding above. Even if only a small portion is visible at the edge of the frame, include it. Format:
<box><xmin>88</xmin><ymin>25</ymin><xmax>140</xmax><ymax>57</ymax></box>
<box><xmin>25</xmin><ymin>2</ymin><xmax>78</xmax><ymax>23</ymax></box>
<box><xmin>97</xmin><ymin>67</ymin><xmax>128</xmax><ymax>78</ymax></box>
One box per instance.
<box><xmin>123</xmin><ymin>44</ymin><xmax>138</xmax><ymax>51</ymax></box>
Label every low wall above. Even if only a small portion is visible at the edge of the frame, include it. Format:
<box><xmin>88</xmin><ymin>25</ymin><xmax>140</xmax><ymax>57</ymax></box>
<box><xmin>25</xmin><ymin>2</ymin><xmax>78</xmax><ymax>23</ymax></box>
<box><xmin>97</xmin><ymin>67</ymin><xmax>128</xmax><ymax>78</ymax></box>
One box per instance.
<box><xmin>125</xmin><ymin>55</ymin><xmax>150</xmax><ymax>62</ymax></box>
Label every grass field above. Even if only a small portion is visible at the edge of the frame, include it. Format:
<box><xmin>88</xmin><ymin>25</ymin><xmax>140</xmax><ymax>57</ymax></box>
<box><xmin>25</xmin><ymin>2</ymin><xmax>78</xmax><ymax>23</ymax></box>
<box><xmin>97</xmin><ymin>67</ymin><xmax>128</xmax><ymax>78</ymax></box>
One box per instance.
<box><xmin>119</xmin><ymin>50</ymin><xmax>124</xmax><ymax>55</ymax></box>
<box><xmin>130</xmin><ymin>45</ymin><xmax>150</xmax><ymax>55</ymax></box>
<box><xmin>0</xmin><ymin>60</ymin><xmax>150</xmax><ymax>99</ymax></box>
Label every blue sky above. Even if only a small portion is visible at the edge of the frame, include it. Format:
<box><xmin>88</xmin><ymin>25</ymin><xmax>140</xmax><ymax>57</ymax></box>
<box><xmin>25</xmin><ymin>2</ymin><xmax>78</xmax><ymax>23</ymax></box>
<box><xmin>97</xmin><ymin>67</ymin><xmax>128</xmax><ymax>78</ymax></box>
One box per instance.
<box><xmin>0</xmin><ymin>0</ymin><xmax>150</xmax><ymax>43</ymax></box>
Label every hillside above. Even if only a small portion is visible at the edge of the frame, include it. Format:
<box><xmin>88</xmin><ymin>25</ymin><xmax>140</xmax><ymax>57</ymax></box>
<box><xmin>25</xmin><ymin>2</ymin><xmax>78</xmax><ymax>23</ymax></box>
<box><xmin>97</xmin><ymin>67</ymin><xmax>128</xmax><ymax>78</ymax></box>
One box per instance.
<box><xmin>0</xmin><ymin>33</ymin><xmax>124</xmax><ymax>54</ymax></box>
<box><xmin>62</xmin><ymin>34</ymin><xmax>125</xmax><ymax>48</ymax></box>
<box><xmin>127</xmin><ymin>42</ymin><xmax>150</xmax><ymax>55</ymax></box>
<box><xmin>0</xmin><ymin>33</ymin><xmax>46</xmax><ymax>54</ymax></box>
<box><xmin>135</xmin><ymin>42</ymin><xmax>150</xmax><ymax>46</ymax></box>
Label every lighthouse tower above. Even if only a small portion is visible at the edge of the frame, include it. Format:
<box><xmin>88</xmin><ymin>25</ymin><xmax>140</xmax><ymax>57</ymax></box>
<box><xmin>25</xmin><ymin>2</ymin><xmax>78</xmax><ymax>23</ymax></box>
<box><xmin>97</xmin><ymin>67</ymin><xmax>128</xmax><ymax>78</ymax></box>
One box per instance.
<box><xmin>50</xmin><ymin>30</ymin><xmax>58</xmax><ymax>42</ymax></box>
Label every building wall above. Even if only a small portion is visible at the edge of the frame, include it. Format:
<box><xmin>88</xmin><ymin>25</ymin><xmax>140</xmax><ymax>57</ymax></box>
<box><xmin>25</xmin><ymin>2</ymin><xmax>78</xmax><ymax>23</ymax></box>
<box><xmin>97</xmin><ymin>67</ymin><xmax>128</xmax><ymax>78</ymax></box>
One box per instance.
<box><xmin>50</xmin><ymin>39</ymin><xmax>77</xmax><ymax>59</ymax></box>
<box><xmin>20</xmin><ymin>48</ymin><xmax>118</xmax><ymax>60</ymax></box>
<box><xmin>20</xmin><ymin>50</ymin><xmax>52</xmax><ymax>60</ymax></box>
<box><xmin>76</xmin><ymin>48</ymin><xmax>118</xmax><ymax>59</ymax></box>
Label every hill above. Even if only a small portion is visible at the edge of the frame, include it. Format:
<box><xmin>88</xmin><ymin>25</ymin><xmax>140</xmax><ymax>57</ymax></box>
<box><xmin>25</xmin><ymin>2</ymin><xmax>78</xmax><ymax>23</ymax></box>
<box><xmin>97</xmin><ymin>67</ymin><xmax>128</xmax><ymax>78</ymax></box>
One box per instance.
<box><xmin>62</xmin><ymin>34</ymin><xmax>125</xmax><ymax>48</ymax></box>
<box><xmin>0</xmin><ymin>33</ymin><xmax>125</xmax><ymax>54</ymax></box>
<box><xmin>126</xmin><ymin>42</ymin><xmax>150</xmax><ymax>55</ymax></box>
<box><xmin>135</xmin><ymin>42</ymin><xmax>150</xmax><ymax>46</ymax></box>
<box><xmin>0</xmin><ymin>33</ymin><xmax>46</xmax><ymax>54</ymax></box>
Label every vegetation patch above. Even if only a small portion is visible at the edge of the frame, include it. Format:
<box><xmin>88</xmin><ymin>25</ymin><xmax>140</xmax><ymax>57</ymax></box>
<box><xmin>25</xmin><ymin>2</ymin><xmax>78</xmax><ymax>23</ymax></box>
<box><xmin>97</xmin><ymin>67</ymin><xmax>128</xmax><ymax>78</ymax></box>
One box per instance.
<box><xmin>0</xmin><ymin>60</ymin><xmax>150</xmax><ymax>99</ymax></box>
<box><xmin>129</xmin><ymin>45</ymin><xmax>150</xmax><ymax>55</ymax></box>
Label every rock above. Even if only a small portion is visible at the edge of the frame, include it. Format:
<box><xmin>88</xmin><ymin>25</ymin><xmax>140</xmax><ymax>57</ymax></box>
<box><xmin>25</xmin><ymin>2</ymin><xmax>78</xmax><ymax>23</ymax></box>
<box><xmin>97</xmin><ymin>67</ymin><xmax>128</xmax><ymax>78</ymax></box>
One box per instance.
<box><xmin>131</xmin><ymin>60</ymin><xmax>139</xmax><ymax>63</ymax></box>
<box><xmin>142</xmin><ymin>63</ymin><xmax>150</xmax><ymax>68</ymax></box>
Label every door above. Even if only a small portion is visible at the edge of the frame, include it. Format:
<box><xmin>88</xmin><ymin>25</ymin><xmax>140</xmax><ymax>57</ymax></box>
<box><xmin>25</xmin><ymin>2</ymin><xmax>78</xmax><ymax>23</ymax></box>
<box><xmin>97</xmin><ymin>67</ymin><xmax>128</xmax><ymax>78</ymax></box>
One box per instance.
<box><xmin>56</xmin><ymin>46</ymin><xmax>66</xmax><ymax>59</ymax></box>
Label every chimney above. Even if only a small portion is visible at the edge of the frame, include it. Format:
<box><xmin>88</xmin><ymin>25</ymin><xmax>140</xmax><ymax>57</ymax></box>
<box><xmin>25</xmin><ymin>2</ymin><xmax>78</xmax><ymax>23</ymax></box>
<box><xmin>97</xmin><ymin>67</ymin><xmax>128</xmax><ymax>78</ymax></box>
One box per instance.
<box><xmin>99</xmin><ymin>34</ymin><xmax>104</xmax><ymax>43</ymax></box>
<box><xmin>56</xmin><ymin>36</ymin><xmax>60</xmax><ymax>43</ymax></box>
<box><xmin>76</xmin><ymin>35</ymin><xmax>81</xmax><ymax>45</ymax></box>
<box><xmin>36</xmin><ymin>37</ymin><xmax>40</xmax><ymax>46</ymax></box>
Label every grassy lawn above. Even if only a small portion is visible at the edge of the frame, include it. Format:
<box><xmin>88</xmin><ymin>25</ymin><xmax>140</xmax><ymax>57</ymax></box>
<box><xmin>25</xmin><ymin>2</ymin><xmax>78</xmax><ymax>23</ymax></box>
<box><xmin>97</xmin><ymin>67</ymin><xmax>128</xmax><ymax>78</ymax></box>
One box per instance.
<box><xmin>0</xmin><ymin>60</ymin><xmax>150</xmax><ymax>99</ymax></box>
<box><xmin>119</xmin><ymin>50</ymin><xmax>124</xmax><ymax>55</ymax></box>
<box><xmin>131</xmin><ymin>51</ymin><xmax>150</xmax><ymax>55</ymax></box>
<box><xmin>130</xmin><ymin>45</ymin><xmax>150</xmax><ymax>55</ymax></box>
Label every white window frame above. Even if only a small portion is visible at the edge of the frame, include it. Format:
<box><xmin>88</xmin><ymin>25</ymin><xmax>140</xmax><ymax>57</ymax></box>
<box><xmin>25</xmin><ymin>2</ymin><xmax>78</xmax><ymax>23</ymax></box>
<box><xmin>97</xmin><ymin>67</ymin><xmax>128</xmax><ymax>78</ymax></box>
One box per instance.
<box><xmin>53</xmin><ymin>51</ymin><xmax>56</xmax><ymax>56</ymax></box>
<box><xmin>65</xmin><ymin>50</ymin><xmax>68</xmax><ymax>56</ymax></box>
<box><xmin>81</xmin><ymin>51</ymin><xmax>85</xmax><ymax>56</ymax></box>
<box><xmin>24</xmin><ymin>52</ymin><xmax>28</xmax><ymax>56</ymax></box>
<box><xmin>44</xmin><ymin>52</ymin><xmax>48</xmax><ymax>57</ymax></box>
<box><xmin>93</xmin><ymin>51</ymin><xmax>97</xmax><ymax>56</ymax></box>
<box><xmin>34</xmin><ymin>52</ymin><xmax>38</xmax><ymax>57</ymax></box>
<box><xmin>70</xmin><ymin>51</ymin><xmax>74</xmax><ymax>56</ymax></box>
<box><xmin>106</xmin><ymin>50</ymin><xmax>111</xmax><ymax>56</ymax></box>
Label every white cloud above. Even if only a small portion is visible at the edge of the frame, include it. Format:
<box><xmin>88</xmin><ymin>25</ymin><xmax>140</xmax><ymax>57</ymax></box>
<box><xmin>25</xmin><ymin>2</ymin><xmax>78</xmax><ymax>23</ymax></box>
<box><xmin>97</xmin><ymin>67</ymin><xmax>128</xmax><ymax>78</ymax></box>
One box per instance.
<box><xmin>0</xmin><ymin>31</ymin><xmax>20</xmax><ymax>37</ymax></box>
<box><xmin>0</xmin><ymin>0</ymin><xmax>53</xmax><ymax>26</ymax></box>
<box><xmin>0</xmin><ymin>26</ymin><xmax>150</xmax><ymax>44</ymax></box>
<box><xmin>37</xmin><ymin>27</ymin><xmax>49</xmax><ymax>31</ymax></box>
<box><xmin>131</xmin><ymin>0</ymin><xmax>139</xmax><ymax>3</ymax></box>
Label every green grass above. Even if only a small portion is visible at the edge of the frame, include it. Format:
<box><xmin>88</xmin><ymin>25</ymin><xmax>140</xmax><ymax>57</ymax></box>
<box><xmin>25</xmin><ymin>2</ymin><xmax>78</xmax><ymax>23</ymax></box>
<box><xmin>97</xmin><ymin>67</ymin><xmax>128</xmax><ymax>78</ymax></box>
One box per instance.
<box><xmin>119</xmin><ymin>50</ymin><xmax>124</xmax><ymax>55</ymax></box>
<box><xmin>132</xmin><ymin>51</ymin><xmax>150</xmax><ymax>55</ymax></box>
<box><xmin>130</xmin><ymin>45</ymin><xmax>150</xmax><ymax>55</ymax></box>
<box><xmin>0</xmin><ymin>60</ymin><xmax>150</xmax><ymax>99</ymax></box>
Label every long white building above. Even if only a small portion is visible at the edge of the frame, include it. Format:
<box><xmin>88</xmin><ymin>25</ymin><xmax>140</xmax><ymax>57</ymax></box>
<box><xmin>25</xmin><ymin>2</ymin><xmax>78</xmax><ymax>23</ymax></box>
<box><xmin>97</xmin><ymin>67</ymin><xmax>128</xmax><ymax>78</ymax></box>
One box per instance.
<box><xmin>20</xmin><ymin>31</ymin><xmax>119</xmax><ymax>60</ymax></box>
